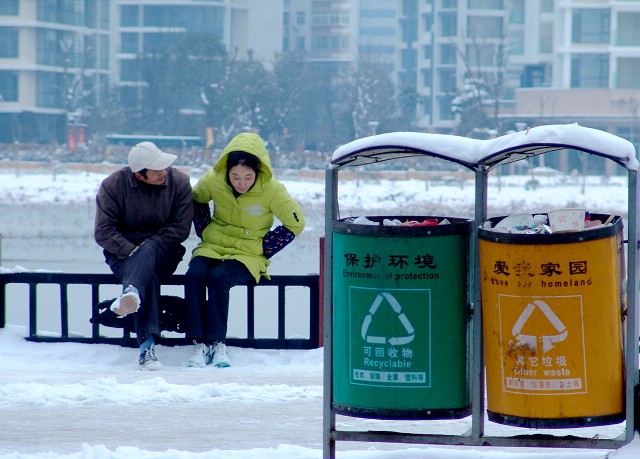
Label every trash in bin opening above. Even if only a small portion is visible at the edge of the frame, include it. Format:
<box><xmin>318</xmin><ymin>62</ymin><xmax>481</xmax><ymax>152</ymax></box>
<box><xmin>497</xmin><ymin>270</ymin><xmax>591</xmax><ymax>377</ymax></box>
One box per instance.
<box><xmin>482</xmin><ymin>210</ymin><xmax>614</xmax><ymax>234</ymax></box>
<box><xmin>343</xmin><ymin>216</ymin><xmax>451</xmax><ymax>226</ymax></box>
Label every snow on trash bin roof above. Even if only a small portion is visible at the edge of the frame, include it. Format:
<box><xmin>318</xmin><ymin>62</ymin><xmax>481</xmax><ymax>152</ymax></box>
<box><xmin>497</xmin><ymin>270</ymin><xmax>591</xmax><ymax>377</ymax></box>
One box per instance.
<box><xmin>331</xmin><ymin>123</ymin><xmax>639</xmax><ymax>171</ymax></box>
<box><xmin>331</xmin><ymin>131</ymin><xmax>482</xmax><ymax>169</ymax></box>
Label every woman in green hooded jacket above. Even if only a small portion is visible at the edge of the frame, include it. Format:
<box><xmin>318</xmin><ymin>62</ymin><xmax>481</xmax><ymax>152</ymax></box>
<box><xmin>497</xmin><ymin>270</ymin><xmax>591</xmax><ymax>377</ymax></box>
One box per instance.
<box><xmin>184</xmin><ymin>132</ymin><xmax>305</xmax><ymax>367</ymax></box>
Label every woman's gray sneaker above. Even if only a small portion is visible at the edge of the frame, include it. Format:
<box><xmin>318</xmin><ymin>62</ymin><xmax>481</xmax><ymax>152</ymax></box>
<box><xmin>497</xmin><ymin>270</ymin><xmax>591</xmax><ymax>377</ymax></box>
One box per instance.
<box><xmin>211</xmin><ymin>342</ymin><xmax>230</xmax><ymax>368</ymax></box>
<box><xmin>187</xmin><ymin>341</ymin><xmax>211</xmax><ymax>367</ymax></box>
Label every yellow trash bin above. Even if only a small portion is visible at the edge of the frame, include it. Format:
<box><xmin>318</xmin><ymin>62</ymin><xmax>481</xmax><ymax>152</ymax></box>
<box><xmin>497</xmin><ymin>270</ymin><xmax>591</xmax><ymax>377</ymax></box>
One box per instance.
<box><xmin>478</xmin><ymin>213</ymin><xmax>625</xmax><ymax>428</ymax></box>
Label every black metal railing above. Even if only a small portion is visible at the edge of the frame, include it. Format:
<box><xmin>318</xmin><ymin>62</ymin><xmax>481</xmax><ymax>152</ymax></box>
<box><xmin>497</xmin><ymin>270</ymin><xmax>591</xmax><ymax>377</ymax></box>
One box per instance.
<box><xmin>0</xmin><ymin>272</ymin><xmax>320</xmax><ymax>349</ymax></box>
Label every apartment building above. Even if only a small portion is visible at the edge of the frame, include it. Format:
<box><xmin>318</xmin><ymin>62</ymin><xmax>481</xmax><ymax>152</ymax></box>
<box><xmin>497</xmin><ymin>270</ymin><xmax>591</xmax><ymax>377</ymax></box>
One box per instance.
<box><xmin>0</xmin><ymin>0</ymin><xmax>280</xmax><ymax>145</ymax></box>
<box><xmin>414</xmin><ymin>0</ymin><xmax>640</xmax><ymax>145</ymax></box>
<box><xmin>114</xmin><ymin>0</ymin><xmax>282</xmax><ymax>135</ymax></box>
<box><xmin>510</xmin><ymin>0</ymin><xmax>640</xmax><ymax>147</ymax></box>
<box><xmin>2</xmin><ymin>0</ymin><xmax>639</xmax><ymax>149</ymax></box>
<box><xmin>0</xmin><ymin>0</ymin><xmax>110</xmax><ymax>144</ymax></box>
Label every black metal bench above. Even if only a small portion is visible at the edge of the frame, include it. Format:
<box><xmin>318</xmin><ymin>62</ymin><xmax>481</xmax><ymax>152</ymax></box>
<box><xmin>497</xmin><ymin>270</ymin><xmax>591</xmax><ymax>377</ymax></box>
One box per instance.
<box><xmin>0</xmin><ymin>272</ymin><xmax>320</xmax><ymax>349</ymax></box>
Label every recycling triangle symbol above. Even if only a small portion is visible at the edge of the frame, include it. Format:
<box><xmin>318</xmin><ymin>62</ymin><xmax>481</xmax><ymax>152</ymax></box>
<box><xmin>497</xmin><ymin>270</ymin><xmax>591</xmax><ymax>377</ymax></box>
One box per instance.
<box><xmin>512</xmin><ymin>299</ymin><xmax>568</xmax><ymax>353</ymax></box>
<box><xmin>361</xmin><ymin>292</ymin><xmax>415</xmax><ymax>346</ymax></box>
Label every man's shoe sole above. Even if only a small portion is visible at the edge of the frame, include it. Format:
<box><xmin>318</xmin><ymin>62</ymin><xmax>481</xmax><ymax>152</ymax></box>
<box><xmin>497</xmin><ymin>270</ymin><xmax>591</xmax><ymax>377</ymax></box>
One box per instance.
<box><xmin>111</xmin><ymin>292</ymin><xmax>140</xmax><ymax>316</ymax></box>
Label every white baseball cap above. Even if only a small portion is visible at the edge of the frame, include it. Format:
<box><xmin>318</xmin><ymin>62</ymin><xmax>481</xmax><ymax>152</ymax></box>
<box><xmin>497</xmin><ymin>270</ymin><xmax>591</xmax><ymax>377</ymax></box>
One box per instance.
<box><xmin>128</xmin><ymin>141</ymin><xmax>177</xmax><ymax>173</ymax></box>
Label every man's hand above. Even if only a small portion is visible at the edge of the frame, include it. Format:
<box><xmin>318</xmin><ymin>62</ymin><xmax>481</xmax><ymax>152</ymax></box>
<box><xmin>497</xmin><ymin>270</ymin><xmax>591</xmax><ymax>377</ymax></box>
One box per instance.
<box><xmin>128</xmin><ymin>240</ymin><xmax>147</xmax><ymax>257</ymax></box>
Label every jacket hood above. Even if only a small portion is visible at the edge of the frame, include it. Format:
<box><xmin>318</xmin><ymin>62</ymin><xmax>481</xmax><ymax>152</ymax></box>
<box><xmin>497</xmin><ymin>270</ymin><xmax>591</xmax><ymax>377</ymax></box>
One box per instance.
<box><xmin>214</xmin><ymin>133</ymin><xmax>273</xmax><ymax>182</ymax></box>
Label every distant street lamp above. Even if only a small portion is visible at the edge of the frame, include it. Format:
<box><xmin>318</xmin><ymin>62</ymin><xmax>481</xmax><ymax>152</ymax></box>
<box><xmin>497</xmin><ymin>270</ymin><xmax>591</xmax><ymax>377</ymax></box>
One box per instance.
<box><xmin>367</xmin><ymin>121</ymin><xmax>379</xmax><ymax>136</ymax></box>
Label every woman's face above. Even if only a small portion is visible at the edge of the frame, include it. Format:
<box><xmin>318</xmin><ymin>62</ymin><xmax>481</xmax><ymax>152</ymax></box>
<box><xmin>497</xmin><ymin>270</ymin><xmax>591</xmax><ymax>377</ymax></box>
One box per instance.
<box><xmin>228</xmin><ymin>164</ymin><xmax>256</xmax><ymax>194</ymax></box>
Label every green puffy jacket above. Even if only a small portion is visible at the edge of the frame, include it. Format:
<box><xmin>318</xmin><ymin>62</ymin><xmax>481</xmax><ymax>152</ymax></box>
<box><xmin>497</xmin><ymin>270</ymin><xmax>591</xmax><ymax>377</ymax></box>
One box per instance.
<box><xmin>191</xmin><ymin>132</ymin><xmax>305</xmax><ymax>282</ymax></box>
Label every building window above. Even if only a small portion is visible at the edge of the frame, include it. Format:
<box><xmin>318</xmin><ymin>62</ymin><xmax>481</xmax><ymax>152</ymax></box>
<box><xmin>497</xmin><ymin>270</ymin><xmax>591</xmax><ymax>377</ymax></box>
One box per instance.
<box><xmin>83</xmin><ymin>35</ymin><xmax>96</xmax><ymax>68</ymax></box>
<box><xmin>37</xmin><ymin>30</ymin><xmax>86</xmax><ymax>68</ymax></box>
<box><xmin>521</xmin><ymin>64</ymin><xmax>548</xmax><ymax>88</ymax></box>
<box><xmin>37</xmin><ymin>0</ymin><xmax>84</xmax><ymax>26</ymax></box>
<box><xmin>439</xmin><ymin>95</ymin><xmax>454</xmax><ymax>120</ymax></box>
<box><xmin>423</xmin><ymin>13</ymin><xmax>433</xmax><ymax>30</ymax></box>
<box><xmin>539</xmin><ymin>22</ymin><xmax>552</xmax><ymax>53</ymax></box>
<box><xmin>100</xmin><ymin>0</ymin><xmax>109</xmax><ymax>30</ymax></box>
<box><xmin>121</xmin><ymin>33</ymin><xmax>139</xmax><ymax>54</ymax></box>
<box><xmin>36</xmin><ymin>72</ymin><xmax>62</xmax><ymax>108</ymax></box>
<box><xmin>0</xmin><ymin>28</ymin><xmax>18</xmax><ymax>58</ymax></box>
<box><xmin>143</xmin><ymin>6</ymin><xmax>224</xmax><ymax>33</ymax></box>
<box><xmin>617</xmin><ymin>58</ymin><xmax>640</xmax><ymax>89</ymax></box>
<box><xmin>0</xmin><ymin>0</ymin><xmax>19</xmax><ymax>15</ymax></box>
<box><xmin>296</xmin><ymin>12</ymin><xmax>305</xmax><ymax>25</ymax></box>
<box><xmin>509</xmin><ymin>0</ymin><xmax>524</xmax><ymax>24</ymax></box>
<box><xmin>438</xmin><ymin>68</ymin><xmax>457</xmax><ymax>93</ymax></box>
<box><xmin>399</xmin><ymin>70</ymin><xmax>416</xmax><ymax>89</ymax></box>
<box><xmin>440</xmin><ymin>43</ymin><xmax>456</xmax><ymax>64</ymax></box>
<box><xmin>312</xmin><ymin>13</ymin><xmax>327</xmax><ymax>26</ymax></box>
<box><xmin>361</xmin><ymin>27</ymin><xmax>396</xmax><ymax>37</ymax></box>
<box><xmin>572</xmin><ymin>8</ymin><xmax>610</xmax><ymax>44</ymax></box>
<box><xmin>402</xmin><ymin>48</ymin><xmax>418</xmax><ymax>71</ymax></box>
<box><xmin>143</xmin><ymin>32</ymin><xmax>182</xmax><ymax>54</ymax></box>
<box><xmin>571</xmin><ymin>53</ymin><xmax>608</xmax><ymax>88</ymax></box>
<box><xmin>617</xmin><ymin>12</ymin><xmax>640</xmax><ymax>46</ymax></box>
<box><xmin>509</xmin><ymin>31</ymin><xmax>524</xmax><ymax>55</ymax></box>
<box><xmin>296</xmin><ymin>36</ymin><xmax>305</xmax><ymax>51</ymax></box>
<box><xmin>468</xmin><ymin>0</ymin><xmax>503</xmax><ymax>10</ymax></box>
<box><xmin>465</xmin><ymin>43</ymin><xmax>499</xmax><ymax>66</ymax></box>
<box><xmin>36</xmin><ymin>29</ymin><xmax>59</xmax><ymax>66</ymax></box>
<box><xmin>121</xmin><ymin>6</ymin><xmax>139</xmax><ymax>26</ymax></box>
<box><xmin>423</xmin><ymin>44</ymin><xmax>432</xmax><ymax>60</ymax></box>
<box><xmin>402</xmin><ymin>0</ymin><xmax>417</xmax><ymax>16</ymax></box>
<box><xmin>467</xmin><ymin>16</ymin><xmax>503</xmax><ymax>39</ymax></box>
<box><xmin>0</xmin><ymin>71</ymin><xmax>18</xmax><ymax>101</ymax></box>
<box><xmin>85</xmin><ymin>0</ymin><xmax>97</xmax><ymax>29</ymax></box>
<box><xmin>120</xmin><ymin>60</ymin><xmax>139</xmax><ymax>82</ymax></box>
<box><xmin>421</xmin><ymin>68</ymin><xmax>432</xmax><ymax>87</ymax></box>
<box><xmin>362</xmin><ymin>8</ymin><xmax>395</xmax><ymax>19</ymax></box>
<box><xmin>401</xmin><ymin>18</ymin><xmax>417</xmax><ymax>42</ymax></box>
<box><xmin>99</xmin><ymin>37</ymin><xmax>109</xmax><ymax>70</ymax></box>
<box><xmin>314</xmin><ymin>36</ymin><xmax>329</xmax><ymax>50</ymax></box>
<box><xmin>440</xmin><ymin>12</ymin><xmax>457</xmax><ymax>37</ymax></box>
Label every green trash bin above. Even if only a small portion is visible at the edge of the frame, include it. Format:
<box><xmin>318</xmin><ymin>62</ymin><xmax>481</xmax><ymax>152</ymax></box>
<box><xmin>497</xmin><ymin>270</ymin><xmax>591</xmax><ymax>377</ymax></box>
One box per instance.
<box><xmin>332</xmin><ymin>215</ymin><xmax>472</xmax><ymax>419</ymax></box>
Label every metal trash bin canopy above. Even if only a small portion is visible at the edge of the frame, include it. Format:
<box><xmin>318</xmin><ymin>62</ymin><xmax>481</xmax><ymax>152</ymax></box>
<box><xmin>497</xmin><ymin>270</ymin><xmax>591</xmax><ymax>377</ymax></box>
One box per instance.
<box><xmin>477</xmin><ymin>123</ymin><xmax>638</xmax><ymax>170</ymax></box>
<box><xmin>323</xmin><ymin>123</ymin><xmax>639</xmax><ymax>457</ymax></box>
<box><xmin>331</xmin><ymin>131</ymin><xmax>481</xmax><ymax>170</ymax></box>
<box><xmin>330</xmin><ymin>123</ymin><xmax>638</xmax><ymax>172</ymax></box>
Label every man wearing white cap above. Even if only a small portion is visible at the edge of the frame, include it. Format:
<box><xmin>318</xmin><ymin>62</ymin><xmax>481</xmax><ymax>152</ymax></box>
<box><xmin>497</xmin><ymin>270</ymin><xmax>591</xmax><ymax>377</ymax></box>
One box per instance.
<box><xmin>95</xmin><ymin>141</ymin><xmax>193</xmax><ymax>370</ymax></box>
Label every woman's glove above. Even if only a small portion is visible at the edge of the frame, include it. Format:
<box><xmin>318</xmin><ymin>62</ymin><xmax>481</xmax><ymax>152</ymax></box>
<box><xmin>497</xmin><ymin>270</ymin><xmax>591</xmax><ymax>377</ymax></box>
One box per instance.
<box><xmin>262</xmin><ymin>226</ymin><xmax>295</xmax><ymax>259</ymax></box>
<box><xmin>192</xmin><ymin>201</ymin><xmax>211</xmax><ymax>238</ymax></box>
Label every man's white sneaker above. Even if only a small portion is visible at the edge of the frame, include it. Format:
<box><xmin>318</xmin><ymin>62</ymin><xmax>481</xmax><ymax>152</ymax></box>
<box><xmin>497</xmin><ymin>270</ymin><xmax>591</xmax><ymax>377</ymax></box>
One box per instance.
<box><xmin>111</xmin><ymin>287</ymin><xmax>140</xmax><ymax>317</ymax></box>
<box><xmin>138</xmin><ymin>345</ymin><xmax>161</xmax><ymax>371</ymax></box>
<box><xmin>187</xmin><ymin>342</ymin><xmax>211</xmax><ymax>367</ymax></box>
<box><xmin>211</xmin><ymin>342</ymin><xmax>230</xmax><ymax>368</ymax></box>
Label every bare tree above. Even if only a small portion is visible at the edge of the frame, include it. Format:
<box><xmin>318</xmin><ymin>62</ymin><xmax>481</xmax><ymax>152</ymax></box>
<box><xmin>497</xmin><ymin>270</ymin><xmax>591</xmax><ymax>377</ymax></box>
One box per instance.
<box><xmin>349</xmin><ymin>57</ymin><xmax>395</xmax><ymax>138</ymax></box>
<box><xmin>450</xmin><ymin>35</ymin><xmax>508</xmax><ymax>138</ymax></box>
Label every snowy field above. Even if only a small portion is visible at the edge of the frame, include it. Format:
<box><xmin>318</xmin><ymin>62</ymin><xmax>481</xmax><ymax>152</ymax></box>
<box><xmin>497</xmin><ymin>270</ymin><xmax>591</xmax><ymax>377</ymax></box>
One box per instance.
<box><xmin>0</xmin><ymin>162</ymin><xmax>639</xmax><ymax>458</ymax></box>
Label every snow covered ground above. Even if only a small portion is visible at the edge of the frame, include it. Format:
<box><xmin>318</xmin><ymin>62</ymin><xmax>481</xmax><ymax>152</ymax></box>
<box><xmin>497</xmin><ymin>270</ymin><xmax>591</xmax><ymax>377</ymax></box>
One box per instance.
<box><xmin>0</xmin><ymin>161</ymin><xmax>638</xmax><ymax>458</ymax></box>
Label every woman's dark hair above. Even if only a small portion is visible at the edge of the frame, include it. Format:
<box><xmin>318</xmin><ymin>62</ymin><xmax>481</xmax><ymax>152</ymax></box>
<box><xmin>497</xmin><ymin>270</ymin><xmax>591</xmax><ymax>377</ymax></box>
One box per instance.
<box><xmin>226</xmin><ymin>151</ymin><xmax>260</xmax><ymax>175</ymax></box>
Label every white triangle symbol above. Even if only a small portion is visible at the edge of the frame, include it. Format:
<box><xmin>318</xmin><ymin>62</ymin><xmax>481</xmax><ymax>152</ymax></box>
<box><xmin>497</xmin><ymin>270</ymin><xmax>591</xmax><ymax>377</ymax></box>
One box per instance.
<box><xmin>512</xmin><ymin>299</ymin><xmax>568</xmax><ymax>353</ymax></box>
<box><xmin>361</xmin><ymin>292</ymin><xmax>416</xmax><ymax>346</ymax></box>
